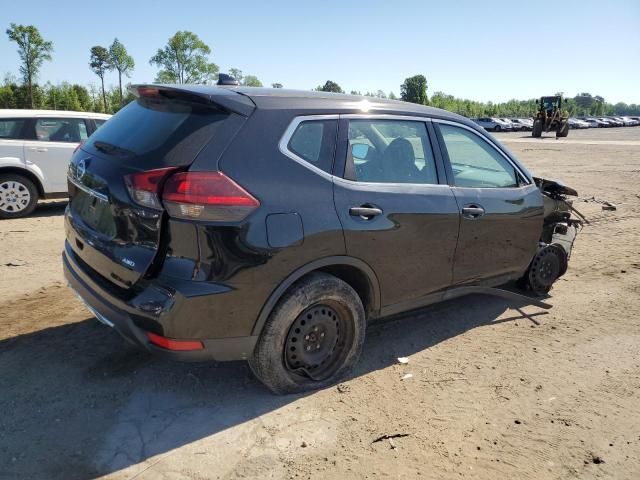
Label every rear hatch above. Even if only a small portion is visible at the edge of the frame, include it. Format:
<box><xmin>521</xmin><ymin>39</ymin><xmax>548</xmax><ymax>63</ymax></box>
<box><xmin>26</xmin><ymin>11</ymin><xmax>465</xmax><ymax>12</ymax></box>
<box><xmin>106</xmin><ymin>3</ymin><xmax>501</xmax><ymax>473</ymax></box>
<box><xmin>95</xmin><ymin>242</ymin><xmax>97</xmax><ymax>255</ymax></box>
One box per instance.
<box><xmin>65</xmin><ymin>85</ymin><xmax>253</xmax><ymax>289</ymax></box>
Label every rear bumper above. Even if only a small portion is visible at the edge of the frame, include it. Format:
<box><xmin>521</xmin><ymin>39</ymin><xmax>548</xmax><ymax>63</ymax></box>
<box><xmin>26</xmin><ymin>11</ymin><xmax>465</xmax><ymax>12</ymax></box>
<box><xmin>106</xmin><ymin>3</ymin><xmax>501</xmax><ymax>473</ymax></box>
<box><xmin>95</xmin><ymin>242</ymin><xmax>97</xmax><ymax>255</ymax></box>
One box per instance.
<box><xmin>63</xmin><ymin>242</ymin><xmax>257</xmax><ymax>362</ymax></box>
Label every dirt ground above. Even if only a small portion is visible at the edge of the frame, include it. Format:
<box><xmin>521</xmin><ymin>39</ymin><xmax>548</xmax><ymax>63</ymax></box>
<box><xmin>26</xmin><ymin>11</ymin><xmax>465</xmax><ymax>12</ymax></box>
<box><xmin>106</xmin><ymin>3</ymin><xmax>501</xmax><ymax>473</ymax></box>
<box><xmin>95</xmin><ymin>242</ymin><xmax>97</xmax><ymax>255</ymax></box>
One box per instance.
<box><xmin>1</xmin><ymin>127</ymin><xmax>639</xmax><ymax>480</ymax></box>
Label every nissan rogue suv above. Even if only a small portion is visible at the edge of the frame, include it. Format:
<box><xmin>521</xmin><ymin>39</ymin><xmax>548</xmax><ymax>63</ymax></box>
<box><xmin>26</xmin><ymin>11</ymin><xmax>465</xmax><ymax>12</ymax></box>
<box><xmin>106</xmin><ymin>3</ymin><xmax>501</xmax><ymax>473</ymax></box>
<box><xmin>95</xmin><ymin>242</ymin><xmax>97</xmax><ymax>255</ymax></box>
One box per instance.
<box><xmin>63</xmin><ymin>84</ymin><xmax>581</xmax><ymax>394</ymax></box>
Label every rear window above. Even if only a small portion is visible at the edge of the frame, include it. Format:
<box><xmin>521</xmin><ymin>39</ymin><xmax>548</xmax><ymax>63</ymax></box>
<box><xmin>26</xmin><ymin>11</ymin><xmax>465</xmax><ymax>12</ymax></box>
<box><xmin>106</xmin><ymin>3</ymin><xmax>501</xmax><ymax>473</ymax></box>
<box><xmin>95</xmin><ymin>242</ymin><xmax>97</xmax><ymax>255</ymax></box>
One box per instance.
<box><xmin>0</xmin><ymin>119</ymin><xmax>26</xmax><ymax>139</ymax></box>
<box><xmin>84</xmin><ymin>98</ymin><xmax>230</xmax><ymax>166</ymax></box>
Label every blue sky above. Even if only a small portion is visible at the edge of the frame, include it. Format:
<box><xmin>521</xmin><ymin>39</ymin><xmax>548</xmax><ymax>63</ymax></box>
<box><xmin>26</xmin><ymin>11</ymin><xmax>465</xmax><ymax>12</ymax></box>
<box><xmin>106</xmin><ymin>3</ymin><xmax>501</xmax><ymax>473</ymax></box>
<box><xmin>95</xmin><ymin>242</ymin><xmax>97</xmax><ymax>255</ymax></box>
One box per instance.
<box><xmin>2</xmin><ymin>0</ymin><xmax>639</xmax><ymax>103</ymax></box>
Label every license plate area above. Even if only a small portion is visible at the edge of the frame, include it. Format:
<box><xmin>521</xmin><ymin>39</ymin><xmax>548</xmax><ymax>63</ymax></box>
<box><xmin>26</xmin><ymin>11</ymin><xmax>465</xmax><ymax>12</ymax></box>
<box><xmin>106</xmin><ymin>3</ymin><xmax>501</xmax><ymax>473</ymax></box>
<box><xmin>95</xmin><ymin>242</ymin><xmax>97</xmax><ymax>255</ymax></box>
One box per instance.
<box><xmin>71</xmin><ymin>190</ymin><xmax>117</xmax><ymax>238</ymax></box>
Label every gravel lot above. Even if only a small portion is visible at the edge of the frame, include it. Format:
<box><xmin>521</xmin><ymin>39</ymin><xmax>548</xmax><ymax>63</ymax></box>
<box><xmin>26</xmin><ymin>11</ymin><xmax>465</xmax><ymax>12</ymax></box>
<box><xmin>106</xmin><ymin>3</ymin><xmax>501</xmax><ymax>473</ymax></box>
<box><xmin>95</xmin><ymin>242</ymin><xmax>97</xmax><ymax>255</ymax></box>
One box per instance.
<box><xmin>1</xmin><ymin>127</ymin><xmax>639</xmax><ymax>479</ymax></box>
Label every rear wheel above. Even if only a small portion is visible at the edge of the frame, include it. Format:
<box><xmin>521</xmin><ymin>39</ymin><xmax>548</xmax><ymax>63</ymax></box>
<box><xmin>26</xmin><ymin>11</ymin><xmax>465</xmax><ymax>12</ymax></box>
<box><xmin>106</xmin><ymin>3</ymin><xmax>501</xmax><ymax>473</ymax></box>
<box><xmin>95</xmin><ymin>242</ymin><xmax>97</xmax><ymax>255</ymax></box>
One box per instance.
<box><xmin>0</xmin><ymin>174</ymin><xmax>39</xmax><ymax>219</ymax></box>
<box><xmin>532</xmin><ymin>119</ymin><xmax>543</xmax><ymax>138</ymax></box>
<box><xmin>249</xmin><ymin>273</ymin><xmax>366</xmax><ymax>394</ymax></box>
<box><xmin>494</xmin><ymin>125</ymin><xmax>502</xmax><ymax>132</ymax></box>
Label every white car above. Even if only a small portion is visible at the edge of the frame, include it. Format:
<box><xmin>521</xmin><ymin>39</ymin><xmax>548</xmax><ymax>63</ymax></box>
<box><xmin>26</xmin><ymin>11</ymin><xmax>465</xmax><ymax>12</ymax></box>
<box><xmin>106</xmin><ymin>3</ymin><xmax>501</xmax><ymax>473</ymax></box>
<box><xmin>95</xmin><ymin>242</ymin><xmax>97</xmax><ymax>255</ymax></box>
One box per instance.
<box><xmin>0</xmin><ymin>109</ymin><xmax>110</xmax><ymax>218</ymax></box>
<box><xmin>473</xmin><ymin>117</ymin><xmax>513</xmax><ymax>132</ymax></box>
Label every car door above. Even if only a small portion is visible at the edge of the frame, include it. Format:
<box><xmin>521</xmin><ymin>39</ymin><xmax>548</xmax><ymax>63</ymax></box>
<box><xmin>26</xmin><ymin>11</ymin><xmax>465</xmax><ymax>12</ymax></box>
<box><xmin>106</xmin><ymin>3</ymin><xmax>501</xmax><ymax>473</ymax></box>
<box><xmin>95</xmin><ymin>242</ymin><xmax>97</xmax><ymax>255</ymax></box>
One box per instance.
<box><xmin>433</xmin><ymin>120</ymin><xmax>543</xmax><ymax>285</ymax></box>
<box><xmin>23</xmin><ymin>117</ymin><xmax>89</xmax><ymax>193</ymax></box>
<box><xmin>332</xmin><ymin>115</ymin><xmax>460</xmax><ymax>310</ymax></box>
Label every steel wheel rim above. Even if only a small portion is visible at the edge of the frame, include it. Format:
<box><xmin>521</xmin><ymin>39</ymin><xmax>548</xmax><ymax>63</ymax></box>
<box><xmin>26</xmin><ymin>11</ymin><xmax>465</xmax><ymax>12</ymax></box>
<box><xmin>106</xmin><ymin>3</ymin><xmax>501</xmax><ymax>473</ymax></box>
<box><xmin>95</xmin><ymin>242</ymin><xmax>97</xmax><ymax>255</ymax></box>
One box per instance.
<box><xmin>0</xmin><ymin>180</ymin><xmax>31</xmax><ymax>213</ymax></box>
<box><xmin>284</xmin><ymin>302</ymin><xmax>354</xmax><ymax>381</ymax></box>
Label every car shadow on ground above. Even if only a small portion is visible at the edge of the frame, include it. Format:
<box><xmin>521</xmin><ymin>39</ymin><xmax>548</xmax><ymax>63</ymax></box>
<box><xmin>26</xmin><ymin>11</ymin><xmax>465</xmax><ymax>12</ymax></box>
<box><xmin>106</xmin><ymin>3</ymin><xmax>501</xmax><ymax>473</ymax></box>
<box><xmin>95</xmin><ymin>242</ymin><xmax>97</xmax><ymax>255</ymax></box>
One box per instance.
<box><xmin>31</xmin><ymin>200</ymin><xmax>68</xmax><ymax>218</ymax></box>
<box><xmin>0</xmin><ymin>294</ymin><xmax>547</xmax><ymax>479</ymax></box>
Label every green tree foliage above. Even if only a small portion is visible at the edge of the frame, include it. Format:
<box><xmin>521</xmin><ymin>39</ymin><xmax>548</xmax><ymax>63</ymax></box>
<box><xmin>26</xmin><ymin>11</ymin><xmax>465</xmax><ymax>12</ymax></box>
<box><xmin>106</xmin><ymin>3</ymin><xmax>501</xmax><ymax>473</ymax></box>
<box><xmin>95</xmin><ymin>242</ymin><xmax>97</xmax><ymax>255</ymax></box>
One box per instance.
<box><xmin>89</xmin><ymin>46</ymin><xmax>112</xmax><ymax>112</ymax></box>
<box><xmin>109</xmin><ymin>38</ymin><xmax>134</xmax><ymax>105</ymax></box>
<box><xmin>388</xmin><ymin>91</ymin><xmax>397</xmax><ymax>100</ymax></box>
<box><xmin>228</xmin><ymin>68</ymin><xmax>243</xmax><ymax>83</ymax></box>
<box><xmin>6</xmin><ymin>23</ymin><xmax>53</xmax><ymax>108</ymax></box>
<box><xmin>315</xmin><ymin>80</ymin><xmax>344</xmax><ymax>93</ymax></box>
<box><xmin>150</xmin><ymin>31</ymin><xmax>219</xmax><ymax>84</ymax></box>
<box><xmin>242</xmin><ymin>75</ymin><xmax>262</xmax><ymax>87</ymax></box>
<box><xmin>400</xmin><ymin>75</ymin><xmax>428</xmax><ymax>105</ymax></box>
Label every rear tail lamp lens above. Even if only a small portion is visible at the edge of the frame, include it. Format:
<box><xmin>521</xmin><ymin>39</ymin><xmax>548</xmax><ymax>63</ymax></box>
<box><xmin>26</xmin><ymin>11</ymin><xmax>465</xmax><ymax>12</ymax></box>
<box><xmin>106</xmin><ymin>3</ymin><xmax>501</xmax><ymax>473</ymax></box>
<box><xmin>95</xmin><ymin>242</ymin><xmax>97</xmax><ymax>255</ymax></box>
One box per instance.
<box><xmin>124</xmin><ymin>167</ymin><xmax>177</xmax><ymax>210</ymax></box>
<box><xmin>162</xmin><ymin>172</ymin><xmax>259</xmax><ymax>221</ymax></box>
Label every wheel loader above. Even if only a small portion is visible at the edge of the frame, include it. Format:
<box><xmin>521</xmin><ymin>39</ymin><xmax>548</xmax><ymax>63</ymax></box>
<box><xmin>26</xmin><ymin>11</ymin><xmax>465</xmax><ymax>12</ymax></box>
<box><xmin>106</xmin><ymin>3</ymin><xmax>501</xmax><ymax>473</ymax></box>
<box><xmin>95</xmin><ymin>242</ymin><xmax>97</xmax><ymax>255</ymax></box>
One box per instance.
<box><xmin>532</xmin><ymin>96</ymin><xmax>569</xmax><ymax>138</ymax></box>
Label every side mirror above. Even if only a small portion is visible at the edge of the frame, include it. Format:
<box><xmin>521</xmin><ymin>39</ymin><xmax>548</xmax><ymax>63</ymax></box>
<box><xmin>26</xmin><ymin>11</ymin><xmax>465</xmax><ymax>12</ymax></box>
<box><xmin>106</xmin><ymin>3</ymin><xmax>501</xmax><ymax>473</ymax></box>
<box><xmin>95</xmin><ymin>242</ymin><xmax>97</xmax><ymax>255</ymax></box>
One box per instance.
<box><xmin>351</xmin><ymin>143</ymin><xmax>370</xmax><ymax>160</ymax></box>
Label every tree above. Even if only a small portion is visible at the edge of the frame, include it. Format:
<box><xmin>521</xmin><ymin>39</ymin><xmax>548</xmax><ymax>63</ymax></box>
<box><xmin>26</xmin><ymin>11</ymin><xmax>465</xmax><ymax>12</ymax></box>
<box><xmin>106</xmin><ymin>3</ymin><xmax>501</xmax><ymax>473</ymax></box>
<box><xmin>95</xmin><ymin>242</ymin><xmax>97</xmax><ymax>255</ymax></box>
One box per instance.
<box><xmin>388</xmin><ymin>91</ymin><xmax>397</xmax><ymax>100</ymax></box>
<box><xmin>150</xmin><ymin>31</ymin><xmax>219</xmax><ymax>84</ymax></box>
<box><xmin>315</xmin><ymin>80</ymin><xmax>344</xmax><ymax>93</ymax></box>
<box><xmin>400</xmin><ymin>75</ymin><xmax>428</xmax><ymax>105</ymax></box>
<box><xmin>242</xmin><ymin>75</ymin><xmax>262</xmax><ymax>87</ymax></box>
<box><xmin>109</xmin><ymin>38</ymin><xmax>134</xmax><ymax>105</ymax></box>
<box><xmin>89</xmin><ymin>46</ymin><xmax>111</xmax><ymax>112</ymax></box>
<box><xmin>228</xmin><ymin>68</ymin><xmax>243</xmax><ymax>83</ymax></box>
<box><xmin>271</xmin><ymin>83</ymin><xmax>283</xmax><ymax>88</ymax></box>
<box><xmin>6</xmin><ymin>23</ymin><xmax>53</xmax><ymax>108</ymax></box>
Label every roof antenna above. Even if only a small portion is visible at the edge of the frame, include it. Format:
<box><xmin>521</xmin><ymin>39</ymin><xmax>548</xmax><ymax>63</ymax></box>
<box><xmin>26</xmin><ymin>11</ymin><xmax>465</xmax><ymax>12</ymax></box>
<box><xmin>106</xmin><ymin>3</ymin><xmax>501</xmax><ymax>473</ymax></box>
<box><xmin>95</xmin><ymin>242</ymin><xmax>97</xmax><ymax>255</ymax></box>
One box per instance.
<box><xmin>217</xmin><ymin>73</ymin><xmax>240</xmax><ymax>86</ymax></box>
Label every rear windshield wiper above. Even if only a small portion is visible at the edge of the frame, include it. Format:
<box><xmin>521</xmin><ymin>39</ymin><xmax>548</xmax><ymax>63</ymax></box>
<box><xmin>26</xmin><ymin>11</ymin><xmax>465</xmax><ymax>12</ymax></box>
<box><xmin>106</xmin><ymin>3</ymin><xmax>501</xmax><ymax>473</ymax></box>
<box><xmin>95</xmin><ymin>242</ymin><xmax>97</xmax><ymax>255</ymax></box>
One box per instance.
<box><xmin>93</xmin><ymin>141</ymin><xmax>134</xmax><ymax>157</ymax></box>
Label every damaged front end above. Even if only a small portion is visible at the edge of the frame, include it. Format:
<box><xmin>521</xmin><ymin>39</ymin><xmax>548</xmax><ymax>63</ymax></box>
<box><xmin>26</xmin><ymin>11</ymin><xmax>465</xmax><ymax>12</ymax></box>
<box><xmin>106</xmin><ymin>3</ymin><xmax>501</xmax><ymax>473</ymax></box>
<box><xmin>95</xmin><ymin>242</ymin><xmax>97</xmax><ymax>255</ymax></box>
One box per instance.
<box><xmin>524</xmin><ymin>177</ymin><xmax>583</xmax><ymax>294</ymax></box>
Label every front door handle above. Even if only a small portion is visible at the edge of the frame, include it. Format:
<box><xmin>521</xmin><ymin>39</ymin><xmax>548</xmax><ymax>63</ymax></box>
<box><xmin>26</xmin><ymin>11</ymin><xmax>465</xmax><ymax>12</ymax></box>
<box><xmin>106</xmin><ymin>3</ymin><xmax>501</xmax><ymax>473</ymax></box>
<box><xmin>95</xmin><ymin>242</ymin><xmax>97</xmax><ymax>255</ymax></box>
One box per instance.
<box><xmin>349</xmin><ymin>206</ymin><xmax>382</xmax><ymax>219</ymax></box>
<box><xmin>461</xmin><ymin>205</ymin><xmax>485</xmax><ymax>219</ymax></box>
<box><xmin>29</xmin><ymin>147</ymin><xmax>48</xmax><ymax>152</ymax></box>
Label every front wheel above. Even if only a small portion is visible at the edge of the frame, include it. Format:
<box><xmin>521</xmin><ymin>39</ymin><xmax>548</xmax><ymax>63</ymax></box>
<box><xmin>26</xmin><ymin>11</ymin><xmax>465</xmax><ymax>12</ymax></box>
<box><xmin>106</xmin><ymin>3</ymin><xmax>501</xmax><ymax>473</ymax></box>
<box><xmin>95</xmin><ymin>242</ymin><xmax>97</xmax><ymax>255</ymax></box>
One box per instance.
<box><xmin>249</xmin><ymin>273</ymin><xmax>366</xmax><ymax>394</ymax></box>
<box><xmin>0</xmin><ymin>174</ymin><xmax>39</xmax><ymax>219</ymax></box>
<box><xmin>494</xmin><ymin>125</ymin><xmax>502</xmax><ymax>132</ymax></box>
<box><xmin>532</xmin><ymin>119</ymin><xmax>543</xmax><ymax>138</ymax></box>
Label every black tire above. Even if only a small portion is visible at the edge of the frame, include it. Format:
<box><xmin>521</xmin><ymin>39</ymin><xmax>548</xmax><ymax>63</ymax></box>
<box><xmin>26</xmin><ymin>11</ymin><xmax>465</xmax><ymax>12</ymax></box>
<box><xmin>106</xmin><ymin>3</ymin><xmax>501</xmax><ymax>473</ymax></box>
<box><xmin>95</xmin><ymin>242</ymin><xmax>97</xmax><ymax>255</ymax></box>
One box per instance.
<box><xmin>556</xmin><ymin>120</ymin><xmax>569</xmax><ymax>138</ymax></box>
<box><xmin>532</xmin><ymin>119</ymin><xmax>543</xmax><ymax>138</ymax></box>
<box><xmin>0</xmin><ymin>174</ymin><xmax>39</xmax><ymax>219</ymax></box>
<box><xmin>249</xmin><ymin>272</ymin><xmax>366</xmax><ymax>394</ymax></box>
<box><xmin>494</xmin><ymin>125</ymin><xmax>501</xmax><ymax>132</ymax></box>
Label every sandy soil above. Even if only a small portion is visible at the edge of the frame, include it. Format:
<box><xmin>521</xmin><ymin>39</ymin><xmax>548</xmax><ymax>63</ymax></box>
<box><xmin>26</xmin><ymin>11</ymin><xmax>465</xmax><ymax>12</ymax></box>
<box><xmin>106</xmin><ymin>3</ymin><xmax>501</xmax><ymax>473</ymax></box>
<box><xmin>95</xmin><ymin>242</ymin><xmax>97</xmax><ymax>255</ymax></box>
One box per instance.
<box><xmin>0</xmin><ymin>127</ymin><xmax>639</xmax><ymax>479</ymax></box>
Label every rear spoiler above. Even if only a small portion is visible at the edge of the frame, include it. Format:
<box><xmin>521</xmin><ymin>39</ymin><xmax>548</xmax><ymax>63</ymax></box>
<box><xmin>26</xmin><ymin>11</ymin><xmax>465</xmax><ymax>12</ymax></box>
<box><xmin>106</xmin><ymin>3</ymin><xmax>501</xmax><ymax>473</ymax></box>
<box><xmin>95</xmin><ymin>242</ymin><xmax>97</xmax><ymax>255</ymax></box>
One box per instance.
<box><xmin>129</xmin><ymin>84</ymin><xmax>255</xmax><ymax>117</ymax></box>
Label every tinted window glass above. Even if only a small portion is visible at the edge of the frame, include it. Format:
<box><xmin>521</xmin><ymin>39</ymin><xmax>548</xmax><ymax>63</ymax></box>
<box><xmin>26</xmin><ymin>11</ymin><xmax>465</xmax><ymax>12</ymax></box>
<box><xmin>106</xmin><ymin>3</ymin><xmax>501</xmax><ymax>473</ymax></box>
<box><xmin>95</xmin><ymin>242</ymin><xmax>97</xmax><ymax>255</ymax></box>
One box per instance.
<box><xmin>439</xmin><ymin>124</ymin><xmax>518</xmax><ymax>188</ymax></box>
<box><xmin>84</xmin><ymin>98</ymin><xmax>230</xmax><ymax>167</ymax></box>
<box><xmin>347</xmin><ymin>119</ymin><xmax>437</xmax><ymax>184</ymax></box>
<box><xmin>94</xmin><ymin>119</ymin><xmax>107</xmax><ymax>129</ymax></box>
<box><xmin>0</xmin><ymin>119</ymin><xmax>27</xmax><ymax>139</ymax></box>
<box><xmin>35</xmin><ymin>118</ymin><xmax>88</xmax><ymax>143</ymax></box>
<box><xmin>287</xmin><ymin>119</ymin><xmax>337</xmax><ymax>174</ymax></box>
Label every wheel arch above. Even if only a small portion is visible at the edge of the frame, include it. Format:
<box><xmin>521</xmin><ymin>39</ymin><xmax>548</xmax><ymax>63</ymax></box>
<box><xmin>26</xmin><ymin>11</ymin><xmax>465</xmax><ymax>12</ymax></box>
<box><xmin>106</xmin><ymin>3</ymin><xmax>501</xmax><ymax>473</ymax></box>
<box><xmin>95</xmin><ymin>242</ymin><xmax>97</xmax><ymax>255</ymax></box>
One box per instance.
<box><xmin>251</xmin><ymin>256</ymin><xmax>381</xmax><ymax>336</ymax></box>
<box><xmin>0</xmin><ymin>165</ymin><xmax>46</xmax><ymax>196</ymax></box>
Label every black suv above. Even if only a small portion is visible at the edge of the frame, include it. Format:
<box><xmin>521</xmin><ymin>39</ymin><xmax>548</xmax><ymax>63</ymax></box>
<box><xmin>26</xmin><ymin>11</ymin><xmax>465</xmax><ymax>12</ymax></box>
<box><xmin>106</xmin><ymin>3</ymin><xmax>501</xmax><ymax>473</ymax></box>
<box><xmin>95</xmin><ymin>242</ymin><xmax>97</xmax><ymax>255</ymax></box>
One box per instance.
<box><xmin>63</xmin><ymin>84</ymin><xmax>580</xmax><ymax>393</ymax></box>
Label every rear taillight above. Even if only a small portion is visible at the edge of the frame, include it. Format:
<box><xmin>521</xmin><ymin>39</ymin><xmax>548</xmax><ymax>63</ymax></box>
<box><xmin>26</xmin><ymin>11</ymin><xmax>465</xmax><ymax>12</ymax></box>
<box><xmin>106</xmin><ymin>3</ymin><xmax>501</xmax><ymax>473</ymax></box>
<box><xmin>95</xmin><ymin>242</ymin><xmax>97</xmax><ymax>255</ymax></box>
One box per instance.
<box><xmin>124</xmin><ymin>167</ymin><xmax>178</xmax><ymax>210</ymax></box>
<box><xmin>162</xmin><ymin>172</ymin><xmax>259</xmax><ymax>221</ymax></box>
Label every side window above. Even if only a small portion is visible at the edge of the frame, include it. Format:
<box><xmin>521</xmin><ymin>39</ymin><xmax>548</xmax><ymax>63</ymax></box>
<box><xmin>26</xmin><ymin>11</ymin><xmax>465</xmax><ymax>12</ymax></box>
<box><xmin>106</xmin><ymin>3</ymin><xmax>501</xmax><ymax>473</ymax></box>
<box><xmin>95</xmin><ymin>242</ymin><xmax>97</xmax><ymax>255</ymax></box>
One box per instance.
<box><xmin>35</xmin><ymin>118</ymin><xmax>88</xmax><ymax>143</ymax></box>
<box><xmin>94</xmin><ymin>119</ymin><xmax>107</xmax><ymax>129</ymax></box>
<box><xmin>287</xmin><ymin>119</ymin><xmax>337</xmax><ymax>174</ymax></box>
<box><xmin>346</xmin><ymin>119</ymin><xmax>438</xmax><ymax>184</ymax></box>
<box><xmin>0</xmin><ymin>119</ymin><xmax>27</xmax><ymax>139</ymax></box>
<box><xmin>439</xmin><ymin>124</ymin><xmax>518</xmax><ymax>188</ymax></box>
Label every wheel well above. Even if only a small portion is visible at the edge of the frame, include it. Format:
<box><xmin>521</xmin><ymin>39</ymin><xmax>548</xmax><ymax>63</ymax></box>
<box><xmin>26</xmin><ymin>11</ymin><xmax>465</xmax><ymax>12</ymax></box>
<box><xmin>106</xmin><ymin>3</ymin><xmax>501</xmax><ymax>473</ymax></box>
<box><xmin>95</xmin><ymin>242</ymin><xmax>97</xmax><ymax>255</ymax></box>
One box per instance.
<box><xmin>316</xmin><ymin>264</ymin><xmax>376</xmax><ymax>317</ymax></box>
<box><xmin>0</xmin><ymin>167</ymin><xmax>44</xmax><ymax>196</ymax></box>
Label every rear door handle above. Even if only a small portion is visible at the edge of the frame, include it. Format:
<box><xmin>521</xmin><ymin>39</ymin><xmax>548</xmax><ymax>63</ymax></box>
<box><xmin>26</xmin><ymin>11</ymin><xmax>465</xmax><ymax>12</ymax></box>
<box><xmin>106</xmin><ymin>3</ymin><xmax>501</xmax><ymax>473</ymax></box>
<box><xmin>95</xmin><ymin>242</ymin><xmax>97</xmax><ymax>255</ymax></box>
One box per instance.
<box><xmin>29</xmin><ymin>147</ymin><xmax>48</xmax><ymax>152</ymax></box>
<box><xmin>349</xmin><ymin>206</ymin><xmax>382</xmax><ymax>219</ymax></box>
<box><xmin>461</xmin><ymin>205</ymin><xmax>485</xmax><ymax>219</ymax></box>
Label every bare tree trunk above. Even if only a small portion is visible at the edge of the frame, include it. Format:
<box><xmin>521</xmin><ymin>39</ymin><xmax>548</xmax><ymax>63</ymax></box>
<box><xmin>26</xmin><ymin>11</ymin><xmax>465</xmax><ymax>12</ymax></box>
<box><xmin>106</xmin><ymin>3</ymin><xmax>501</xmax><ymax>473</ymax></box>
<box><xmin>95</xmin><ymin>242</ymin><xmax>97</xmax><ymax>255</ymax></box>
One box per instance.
<box><xmin>100</xmin><ymin>76</ymin><xmax>107</xmax><ymax>113</ymax></box>
<box><xmin>29</xmin><ymin>77</ymin><xmax>34</xmax><ymax>109</ymax></box>
<box><xmin>118</xmin><ymin>71</ymin><xmax>123</xmax><ymax>106</ymax></box>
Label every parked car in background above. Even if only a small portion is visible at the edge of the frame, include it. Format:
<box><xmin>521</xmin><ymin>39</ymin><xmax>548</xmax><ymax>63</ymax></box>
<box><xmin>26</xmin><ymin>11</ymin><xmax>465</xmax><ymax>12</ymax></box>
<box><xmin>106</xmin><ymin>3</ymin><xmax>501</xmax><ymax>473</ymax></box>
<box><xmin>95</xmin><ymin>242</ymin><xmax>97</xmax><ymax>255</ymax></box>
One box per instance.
<box><xmin>473</xmin><ymin>117</ymin><xmax>513</xmax><ymax>132</ymax></box>
<box><xmin>583</xmin><ymin>117</ymin><xmax>608</xmax><ymax>128</ymax></box>
<box><xmin>600</xmin><ymin>117</ymin><xmax>622</xmax><ymax>127</ymax></box>
<box><xmin>612</xmin><ymin>116</ymin><xmax>638</xmax><ymax>126</ymax></box>
<box><xmin>63</xmin><ymin>84</ymin><xmax>581</xmax><ymax>394</ymax></box>
<box><xmin>510</xmin><ymin>118</ymin><xmax>533</xmax><ymax>131</ymax></box>
<box><xmin>498</xmin><ymin>118</ymin><xmax>524</xmax><ymax>131</ymax></box>
<box><xmin>568</xmin><ymin>118</ymin><xmax>590</xmax><ymax>129</ymax></box>
<box><xmin>0</xmin><ymin>109</ymin><xmax>111</xmax><ymax>218</ymax></box>
<box><xmin>621</xmin><ymin>116</ymin><xmax>640</xmax><ymax>126</ymax></box>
